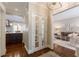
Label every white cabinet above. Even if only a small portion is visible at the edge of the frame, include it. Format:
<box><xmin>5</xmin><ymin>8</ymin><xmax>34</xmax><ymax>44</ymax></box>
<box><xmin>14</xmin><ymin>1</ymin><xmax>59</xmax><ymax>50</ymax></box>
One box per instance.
<box><xmin>34</xmin><ymin>15</ymin><xmax>46</xmax><ymax>51</ymax></box>
<box><xmin>27</xmin><ymin>3</ymin><xmax>48</xmax><ymax>54</ymax></box>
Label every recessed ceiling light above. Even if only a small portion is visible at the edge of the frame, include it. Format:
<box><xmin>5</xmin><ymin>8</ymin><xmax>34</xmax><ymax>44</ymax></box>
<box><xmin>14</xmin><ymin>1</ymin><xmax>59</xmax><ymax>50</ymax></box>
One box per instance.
<box><xmin>15</xmin><ymin>8</ymin><xmax>19</xmax><ymax>11</ymax></box>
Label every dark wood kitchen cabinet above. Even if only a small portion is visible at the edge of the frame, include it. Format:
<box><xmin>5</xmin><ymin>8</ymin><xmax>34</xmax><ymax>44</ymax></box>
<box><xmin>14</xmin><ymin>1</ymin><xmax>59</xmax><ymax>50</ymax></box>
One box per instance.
<box><xmin>6</xmin><ymin>33</ymin><xmax>23</xmax><ymax>45</ymax></box>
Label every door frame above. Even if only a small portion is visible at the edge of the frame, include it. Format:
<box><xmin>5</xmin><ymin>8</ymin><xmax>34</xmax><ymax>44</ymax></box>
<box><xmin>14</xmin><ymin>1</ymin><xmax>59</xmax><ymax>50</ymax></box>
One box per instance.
<box><xmin>0</xmin><ymin>3</ymin><xmax>6</xmax><ymax>56</ymax></box>
<box><xmin>32</xmin><ymin>14</ymin><xmax>47</xmax><ymax>52</ymax></box>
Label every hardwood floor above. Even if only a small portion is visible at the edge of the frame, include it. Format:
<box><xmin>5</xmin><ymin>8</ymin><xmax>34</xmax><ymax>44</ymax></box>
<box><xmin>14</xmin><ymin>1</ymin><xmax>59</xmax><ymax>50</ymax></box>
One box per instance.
<box><xmin>2</xmin><ymin>43</ymin><xmax>50</xmax><ymax>57</ymax></box>
<box><xmin>28</xmin><ymin>48</ymin><xmax>51</xmax><ymax>57</ymax></box>
<box><xmin>3</xmin><ymin>43</ymin><xmax>28</xmax><ymax>57</ymax></box>
<box><xmin>2</xmin><ymin>43</ymin><xmax>76</xmax><ymax>57</ymax></box>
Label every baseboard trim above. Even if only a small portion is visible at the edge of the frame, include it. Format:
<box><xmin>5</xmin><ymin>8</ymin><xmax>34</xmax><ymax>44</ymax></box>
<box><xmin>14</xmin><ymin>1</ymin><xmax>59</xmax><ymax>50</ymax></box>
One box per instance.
<box><xmin>28</xmin><ymin>47</ymin><xmax>51</xmax><ymax>56</ymax></box>
<box><xmin>24</xmin><ymin>43</ymin><xmax>54</xmax><ymax>55</ymax></box>
<box><xmin>1</xmin><ymin>48</ymin><xmax>6</xmax><ymax>57</ymax></box>
<box><xmin>47</xmin><ymin>44</ymin><xmax>54</xmax><ymax>50</ymax></box>
<box><xmin>47</xmin><ymin>45</ymin><xmax>51</xmax><ymax>48</ymax></box>
<box><xmin>24</xmin><ymin>44</ymin><xmax>34</xmax><ymax>54</ymax></box>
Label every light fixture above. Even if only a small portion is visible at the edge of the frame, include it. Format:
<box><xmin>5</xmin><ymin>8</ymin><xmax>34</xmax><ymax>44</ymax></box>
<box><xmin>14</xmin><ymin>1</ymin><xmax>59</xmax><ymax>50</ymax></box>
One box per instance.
<box><xmin>55</xmin><ymin>26</ymin><xmax>61</xmax><ymax>29</ymax></box>
<box><xmin>55</xmin><ymin>24</ymin><xmax>61</xmax><ymax>29</ymax></box>
<box><xmin>10</xmin><ymin>23</ymin><xmax>13</xmax><ymax>26</ymax></box>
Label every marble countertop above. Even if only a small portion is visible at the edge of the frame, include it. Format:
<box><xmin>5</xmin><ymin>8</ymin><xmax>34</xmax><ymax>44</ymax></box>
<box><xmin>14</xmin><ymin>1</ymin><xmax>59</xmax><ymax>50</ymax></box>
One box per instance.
<box><xmin>6</xmin><ymin>32</ymin><xmax>23</xmax><ymax>34</ymax></box>
<box><xmin>54</xmin><ymin>39</ymin><xmax>76</xmax><ymax>51</ymax></box>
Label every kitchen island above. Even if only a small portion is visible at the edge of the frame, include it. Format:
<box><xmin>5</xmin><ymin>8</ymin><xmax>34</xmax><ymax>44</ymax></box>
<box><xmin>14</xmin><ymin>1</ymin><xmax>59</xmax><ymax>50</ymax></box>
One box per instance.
<box><xmin>6</xmin><ymin>33</ymin><xmax>23</xmax><ymax>45</ymax></box>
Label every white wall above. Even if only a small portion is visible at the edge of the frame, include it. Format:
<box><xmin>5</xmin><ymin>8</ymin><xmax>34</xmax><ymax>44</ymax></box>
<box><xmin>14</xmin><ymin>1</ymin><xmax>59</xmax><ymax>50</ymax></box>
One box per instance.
<box><xmin>54</xmin><ymin>17</ymin><xmax>79</xmax><ymax>32</ymax></box>
<box><xmin>22</xmin><ymin>4</ymin><xmax>29</xmax><ymax>53</ymax></box>
<box><xmin>50</xmin><ymin>5</ymin><xmax>79</xmax><ymax>50</ymax></box>
<box><xmin>23</xmin><ymin>3</ymin><xmax>48</xmax><ymax>54</ymax></box>
<box><xmin>53</xmin><ymin>6</ymin><xmax>79</xmax><ymax>32</ymax></box>
<box><xmin>0</xmin><ymin>3</ymin><xmax>6</xmax><ymax>56</ymax></box>
<box><xmin>47</xmin><ymin>9</ymin><xmax>55</xmax><ymax>49</ymax></box>
<box><xmin>54</xmin><ymin>6</ymin><xmax>79</xmax><ymax>21</ymax></box>
<box><xmin>53</xmin><ymin>3</ymin><xmax>79</xmax><ymax>15</ymax></box>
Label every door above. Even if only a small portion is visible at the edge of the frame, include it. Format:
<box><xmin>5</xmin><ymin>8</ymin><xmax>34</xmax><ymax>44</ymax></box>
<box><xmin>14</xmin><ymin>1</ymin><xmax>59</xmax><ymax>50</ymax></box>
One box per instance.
<box><xmin>39</xmin><ymin>17</ymin><xmax>45</xmax><ymax>48</ymax></box>
<box><xmin>34</xmin><ymin>15</ymin><xmax>46</xmax><ymax>51</ymax></box>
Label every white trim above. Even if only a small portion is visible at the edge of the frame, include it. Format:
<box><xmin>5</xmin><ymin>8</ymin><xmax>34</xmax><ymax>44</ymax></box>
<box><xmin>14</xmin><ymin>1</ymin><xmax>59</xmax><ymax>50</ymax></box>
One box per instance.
<box><xmin>0</xmin><ymin>3</ymin><xmax>6</xmax><ymax>56</ymax></box>
<box><xmin>75</xmin><ymin>51</ymin><xmax>78</xmax><ymax>57</ymax></box>
<box><xmin>24</xmin><ymin>44</ymin><xmax>47</xmax><ymax>54</ymax></box>
<box><xmin>47</xmin><ymin>44</ymin><xmax>54</xmax><ymax>50</ymax></box>
<box><xmin>0</xmin><ymin>3</ymin><xmax>6</xmax><ymax>12</ymax></box>
<box><xmin>0</xmin><ymin>49</ymin><xmax>6</xmax><ymax>56</ymax></box>
<box><xmin>2</xmin><ymin>49</ymin><xmax>6</xmax><ymax>56</ymax></box>
<box><xmin>24</xmin><ymin>45</ymin><xmax>34</xmax><ymax>54</ymax></box>
<box><xmin>34</xmin><ymin>46</ymin><xmax>46</xmax><ymax>52</ymax></box>
<box><xmin>47</xmin><ymin>44</ymin><xmax>51</xmax><ymax>48</ymax></box>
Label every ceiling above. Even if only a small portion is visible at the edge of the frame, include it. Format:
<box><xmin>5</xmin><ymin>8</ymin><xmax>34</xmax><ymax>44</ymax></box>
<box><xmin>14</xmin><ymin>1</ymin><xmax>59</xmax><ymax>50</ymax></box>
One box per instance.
<box><xmin>3</xmin><ymin>2</ymin><xmax>28</xmax><ymax>17</ymax></box>
<box><xmin>2</xmin><ymin>2</ymin><xmax>63</xmax><ymax>17</ymax></box>
<box><xmin>6</xmin><ymin>15</ymin><xmax>25</xmax><ymax>23</ymax></box>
